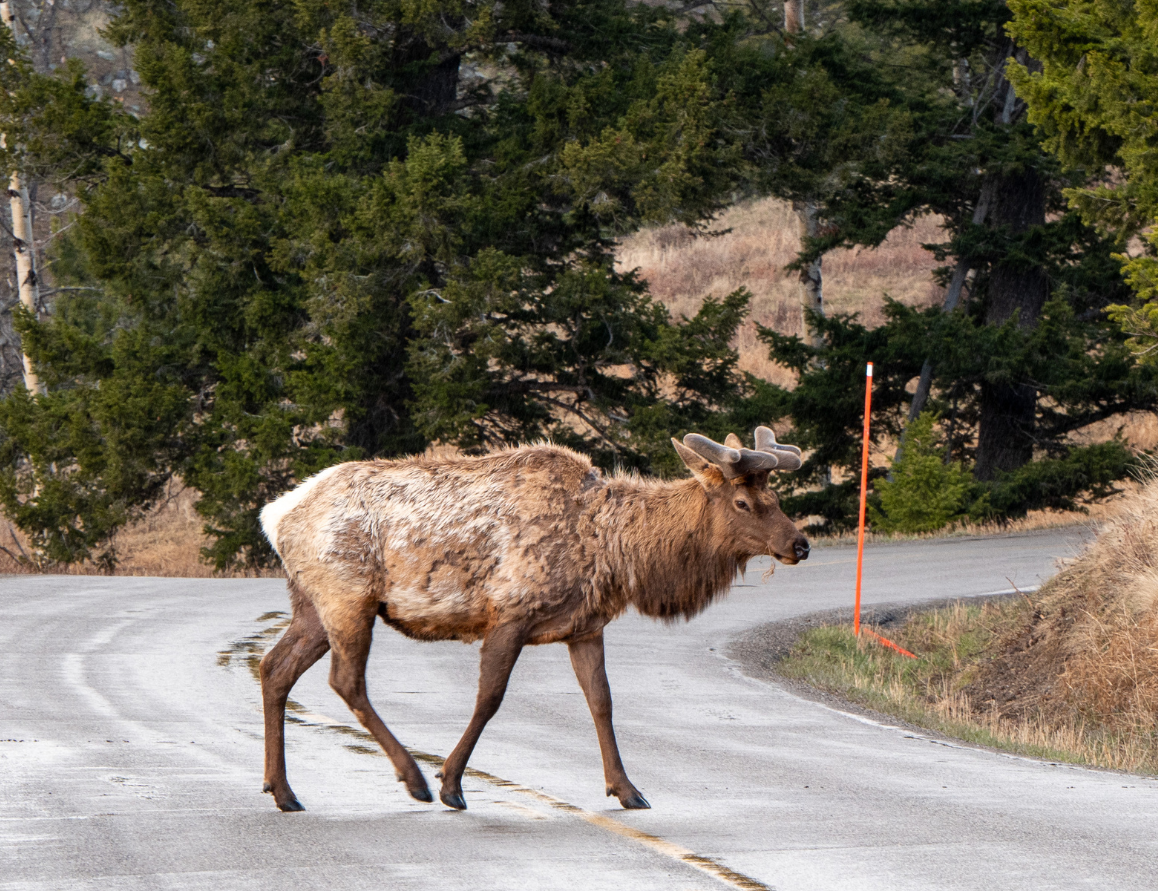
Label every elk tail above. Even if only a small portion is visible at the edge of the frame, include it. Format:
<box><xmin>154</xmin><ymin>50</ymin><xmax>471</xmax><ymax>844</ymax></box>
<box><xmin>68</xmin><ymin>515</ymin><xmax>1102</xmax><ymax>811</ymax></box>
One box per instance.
<box><xmin>259</xmin><ymin>465</ymin><xmax>342</xmax><ymax>558</ymax></box>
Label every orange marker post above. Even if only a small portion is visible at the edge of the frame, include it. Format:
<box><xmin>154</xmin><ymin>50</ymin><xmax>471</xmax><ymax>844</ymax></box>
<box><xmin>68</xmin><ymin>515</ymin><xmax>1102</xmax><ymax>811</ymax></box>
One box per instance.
<box><xmin>862</xmin><ymin>626</ymin><xmax>917</xmax><ymax>660</ymax></box>
<box><xmin>853</xmin><ymin>363</ymin><xmax>917</xmax><ymax>659</ymax></box>
<box><xmin>854</xmin><ymin>362</ymin><xmax>872</xmax><ymax>637</ymax></box>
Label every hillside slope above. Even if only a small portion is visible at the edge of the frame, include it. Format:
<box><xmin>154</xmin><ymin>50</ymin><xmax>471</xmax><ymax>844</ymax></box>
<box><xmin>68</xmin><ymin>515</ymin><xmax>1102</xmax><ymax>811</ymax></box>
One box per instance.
<box><xmin>781</xmin><ymin>473</ymin><xmax>1158</xmax><ymax>773</ymax></box>
<box><xmin>964</xmin><ymin>476</ymin><xmax>1158</xmax><ymax>760</ymax></box>
<box><xmin>618</xmin><ymin>198</ymin><xmax>944</xmax><ymax>384</ymax></box>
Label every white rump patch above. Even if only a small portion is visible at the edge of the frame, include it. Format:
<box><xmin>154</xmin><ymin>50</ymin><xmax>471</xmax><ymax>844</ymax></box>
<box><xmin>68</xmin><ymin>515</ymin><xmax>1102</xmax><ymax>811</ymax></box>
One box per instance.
<box><xmin>259</xmin><ymin>464</ymin><xmax>344</xmax><ymax>556</ymax></box>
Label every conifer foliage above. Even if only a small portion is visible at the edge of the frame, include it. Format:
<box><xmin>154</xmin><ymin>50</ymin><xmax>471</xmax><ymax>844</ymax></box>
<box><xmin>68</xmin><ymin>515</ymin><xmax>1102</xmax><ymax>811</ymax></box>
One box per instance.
<box><xmin>0</xmin><ymin>0</ymin><xmax>1154</xmax><ymax>566</ymax></box>
<box><xmin>1006</xmin><ymin>0</ymin><xmax>1158</xmax><ymax>360</ymax></box>
<box><xmin>0</xmin><ymin>1</ymin><xmax>754</xmax><ymax>568</ymax></box>
<box><xmin>753</xmin><ymin>0</ymin><xmax>1155</xmax><ymax>529</ymax></box>
<box><xmin>871</xmin><ymin>412</ymin><xmax>972</xmax><ymax>534</ymax></box>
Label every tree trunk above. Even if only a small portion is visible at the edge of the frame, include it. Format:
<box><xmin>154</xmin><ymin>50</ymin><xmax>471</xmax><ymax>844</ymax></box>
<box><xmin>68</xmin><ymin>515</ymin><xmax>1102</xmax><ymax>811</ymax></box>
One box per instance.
<box><xmin>902</xmin><ymin>41</ymin><xmax>1048</xmax><ymax>482</ymax></box>
<box><xmin>973</xmin><ymin>156</ymin><xmax>1048</xmax><ymax>481</ymax></box>
<box><xmin>8</xmin><ymin>173</ymin><xmax>41</xmax><ymax>394</ymax></box>
<box><xmin>784</xmin><ymin>0</ymin><xmax>804</xmax><ymax>34</ymax></box>
<box><xmin>783</xmin><ymin>3</ymin><xmax>824</xmax><ymax>350</ymax></box>
<box><xmin>903</xmin><ymin>180</ymin><xmax>994</xmax><ymax>428</ymax></box>
<box><xmin>407</xmin><ymin>52</ymin><xmax>460</xmax><ymax>116</ymax></box>
<box><xmin>1</xmin><ymin>2</ymin><xmax>42</xmax><ymax>395</ymax></box>
<box><xmin>395</xmin><ymin>28</ymin><xmax>462</xmax><ymax>119</ymax></box>
<box><xmin>793</xmin><ymin>199</ymin><xmax>824</xmax><ymax>350</ymax></box>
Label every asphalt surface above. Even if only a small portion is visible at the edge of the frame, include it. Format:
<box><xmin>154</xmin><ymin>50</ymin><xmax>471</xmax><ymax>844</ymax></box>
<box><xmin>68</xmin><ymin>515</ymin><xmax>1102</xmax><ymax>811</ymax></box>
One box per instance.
<box><xmin>3</xmin><ymin>527</ymin><xmax>1156</xmax><ymax>890</ymax></box>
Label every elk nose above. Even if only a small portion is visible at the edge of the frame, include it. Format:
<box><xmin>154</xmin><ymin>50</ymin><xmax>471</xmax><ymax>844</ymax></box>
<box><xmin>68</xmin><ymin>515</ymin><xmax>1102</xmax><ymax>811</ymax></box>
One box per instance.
<box><xmin>794</xmin><ymin>539</ymin><xmax>810</xmax><ymax>561</ymax></box>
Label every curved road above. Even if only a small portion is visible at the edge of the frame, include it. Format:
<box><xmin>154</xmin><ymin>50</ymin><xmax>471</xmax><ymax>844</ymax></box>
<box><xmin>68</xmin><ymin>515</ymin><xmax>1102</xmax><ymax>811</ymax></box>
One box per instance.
<box><xmin>3</xmin><ymin>528</ymin><xmax>1156</xmax><ymax>890</ymax></box>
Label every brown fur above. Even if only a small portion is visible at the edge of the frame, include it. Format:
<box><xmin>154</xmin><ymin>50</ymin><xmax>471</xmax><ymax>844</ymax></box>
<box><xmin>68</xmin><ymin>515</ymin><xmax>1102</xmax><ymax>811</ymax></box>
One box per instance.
<box><xmin>258</xmin><ymin>438</ymin><xmax>808</xmax><ymax>813</ymax></box>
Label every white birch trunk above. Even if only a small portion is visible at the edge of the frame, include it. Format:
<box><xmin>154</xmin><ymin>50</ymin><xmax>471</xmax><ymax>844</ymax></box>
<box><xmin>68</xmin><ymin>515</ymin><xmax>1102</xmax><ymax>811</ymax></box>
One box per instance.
<box><xmin>1</xmin><ymin>1</ymin><xmax>42</xmax><ymax>395</ymax></box>
<box><xmin>784</xmin><ymin>2</ymin><xmax>825</xmax><ymax>350</ymax></box>
<box><xmin>8</xmin><ymin>172</ymin><xmax>40</xmax><ymax>393</ymax></box>
<box><xmin>784</xmin><ymin>0</ymin><xmax>804</xmax><ymax>34</ymax></box>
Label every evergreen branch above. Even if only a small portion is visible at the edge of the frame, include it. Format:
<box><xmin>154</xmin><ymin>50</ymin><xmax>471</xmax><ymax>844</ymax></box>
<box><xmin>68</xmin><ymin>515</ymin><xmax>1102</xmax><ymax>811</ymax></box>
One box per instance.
<box><xmin>0</xmin><ymin>543</ymin><xmax>27</xmax><ymax>565</ymax></box>
<box><xmin>734</xmin><ymin>0</ymin><xmax>782</xmax><ymax>36</ymax></box>
<box><xmin>501</xmin><ymin>32</ymin><xmax>570</xmax><ymax>54</ymax></box>
<box><xmin>38</xmin><ymin>287</ymin><xmax>104</xmax><ymax>297</ymax></box>
<box><xmin>519</xmin><ymin>381</ymin><xmax>594</xmax><ymax>396</ymax></box>
<box><xmin>972</xmin><ymin>41</ymin><xmax>1014</xmax><ymax>128</ymax></box>
<box><xmin>446</xmin><ymin>93</ymin><xmax>497</xmax><ymax>113</ymax></box>
<box><xmin>1036</xmin><ymin>403</ymin><xmax>1143</xmax><ymax>438</ymax></box>
<box><xmin>4</xmin><ymin>523</ymin><xmax>28</xmax><ymax>562</ymax></box>
<box><xmin>203</xmin><ymin>185</ymin><xmax>261</xmax><ymax>199</ymax></box>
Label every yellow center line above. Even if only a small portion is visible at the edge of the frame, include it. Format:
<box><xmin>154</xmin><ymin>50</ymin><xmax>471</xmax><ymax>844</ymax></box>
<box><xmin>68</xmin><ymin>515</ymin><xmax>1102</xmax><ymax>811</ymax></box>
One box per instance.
<box><xmin>225</xmin><ymin>617</ymin><xmax>775</xmax><ymax>891</ymax></box>
<box><xmin>290</xmin><ymin>707</ymin><xmax>774</xmax><ymax>891</ymax></box>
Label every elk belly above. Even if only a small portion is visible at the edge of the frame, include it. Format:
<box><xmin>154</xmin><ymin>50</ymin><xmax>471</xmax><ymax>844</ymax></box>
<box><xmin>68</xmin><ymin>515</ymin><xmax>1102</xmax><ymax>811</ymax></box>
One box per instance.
<box><xmin>378</xmin><ymin>550</ymin><xmax>497</xmax><ymax>642</ymax></box>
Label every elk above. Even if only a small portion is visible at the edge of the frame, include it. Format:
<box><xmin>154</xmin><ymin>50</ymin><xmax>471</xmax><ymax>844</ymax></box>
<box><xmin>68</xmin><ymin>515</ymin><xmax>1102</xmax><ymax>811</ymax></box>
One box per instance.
<box><xmin>258</xmin><ymin>427</ymin><xmax>809</xmax><ymax>812</ymax></box>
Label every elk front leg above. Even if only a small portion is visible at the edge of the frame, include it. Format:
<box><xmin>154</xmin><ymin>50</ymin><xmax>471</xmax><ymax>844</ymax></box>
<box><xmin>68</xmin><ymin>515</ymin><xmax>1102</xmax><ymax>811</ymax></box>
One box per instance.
<box><xmin>568</xmin><ymin>631</ymin><xmax>649</xmax><ymax>809</ymax></box>
<box><xmin>327</xmin><ymin>608</ymin><xmax>432</xmax><ymax>804</ymax></box>
<box><xmin>438</xmin><ymin>623</ymin><xmax>526</xmax><ymax>810</ymax></box>
<box><xmin>260</xmin><ymin>591</ymin><xmax>331</xmax><ymax>812</ymax></box>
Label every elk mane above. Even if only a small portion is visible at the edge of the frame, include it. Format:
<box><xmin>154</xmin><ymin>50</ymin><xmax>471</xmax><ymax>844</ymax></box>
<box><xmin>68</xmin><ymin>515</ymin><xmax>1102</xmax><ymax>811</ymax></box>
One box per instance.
<box><xmin>587</xmin><ymin>474</ymin><xmax>745</xmax><ymax>622</ymax></box>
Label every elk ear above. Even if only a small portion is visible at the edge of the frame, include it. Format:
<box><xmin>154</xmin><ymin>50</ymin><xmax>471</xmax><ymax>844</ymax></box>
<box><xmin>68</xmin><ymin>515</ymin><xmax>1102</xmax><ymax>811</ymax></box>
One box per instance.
<box><xmin>724</xmin><ymin>433</ymin><xmax>743</xmax><ymax>449</ymax></box>
<box><xmin>672</xmin><ymin>438</ymin><xmax>724</xmax><ymax>488</ymax></box>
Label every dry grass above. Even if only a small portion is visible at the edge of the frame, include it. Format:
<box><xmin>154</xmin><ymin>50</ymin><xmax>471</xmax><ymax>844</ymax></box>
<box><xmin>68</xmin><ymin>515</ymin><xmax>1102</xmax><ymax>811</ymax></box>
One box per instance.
<box><xmin>974</xmin><ymin>469</ymin><xmax>1158</xmax><ymax>743</ymax></box>
<box><xmin>0</xmin><ymin>200</ymin><xmax>1142</xmax><ymax>576</ymax></box>
<box><xmin>779</xmin><ymin>601</ymin><xmax>1097</xmax><ymax>767</ymax></box>
<box><xmin>0</xmin><ymin>483</ymin><xmax>281</xmax><ymax>579</ymax></box>
<box><xmin>781</xmin><ymin>473</ymin><xmax>1158</xmax><ymax>773</ymax></box>
<box><xmin>811</xmin><ymin>476</ymin><xmax>1143</xmax><ymax>546</ymax></box>
<box><xmin>808</xmin><ymin>508</ymin><xmax>1104</xmax><ymax>547</ymax></box>
<box><xmin>617</xmin><ymin>197</ymin><xmax>945</xmax><ymax>384</ymax></box>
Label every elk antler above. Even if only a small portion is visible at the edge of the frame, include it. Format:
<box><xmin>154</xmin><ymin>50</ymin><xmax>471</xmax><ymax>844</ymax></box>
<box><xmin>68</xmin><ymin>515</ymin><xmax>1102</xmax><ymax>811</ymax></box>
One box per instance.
<box><xmin>754</xmin><ymin>426</ymin><xmax>803</xmax><ymax>471</ymax></box>
<box><xmin>682</xmin><ymin>433</ymin><xmax>781</xmax><ymax>479</ymax></box>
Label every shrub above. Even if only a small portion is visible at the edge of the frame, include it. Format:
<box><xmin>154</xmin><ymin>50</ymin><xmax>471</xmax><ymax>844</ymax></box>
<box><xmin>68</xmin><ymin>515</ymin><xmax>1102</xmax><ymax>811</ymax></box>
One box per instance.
<box><xmin>871</xmin><ymin>412</ymin><xmax>971</xmax><ymax>533</ymax></box>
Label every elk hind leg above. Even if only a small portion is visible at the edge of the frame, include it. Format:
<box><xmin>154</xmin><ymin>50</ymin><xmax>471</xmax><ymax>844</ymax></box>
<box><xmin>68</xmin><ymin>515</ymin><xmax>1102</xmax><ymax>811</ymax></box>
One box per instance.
<box><xmin>568</xmin><ymin>631</ymin><xmax>649</xmax><ymax>809</ymax></box>
<box><xmin>260</xmin><ymin>589</ymin><xmax>330</xmax><ymax>812</ymax></box>
<box><xmin>438</xmin><ymin>623</ymin><xmax>527</xmax><ymax>810</ymax></box>
<box><xmin>327</xmin><ymin>607</ymin><xmax>432</xmax><ymax>803</ymax></box>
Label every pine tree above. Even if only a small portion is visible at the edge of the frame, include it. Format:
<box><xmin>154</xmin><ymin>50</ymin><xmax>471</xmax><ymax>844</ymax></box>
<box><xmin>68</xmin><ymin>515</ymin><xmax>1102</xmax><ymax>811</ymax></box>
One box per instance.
<box><xmin>871</xmin><ymin>411</ymin><xmax>971</xmax><ymax>533</ymax></box>
<box><xmin>750</xmin><ymin>0</ymin><xmax>1155</xmax><ymax>528</ymax></box>
<box><xmin>0</xmin><ymin>0</ymin><xmax>761</xmax><ymax>568</ymax></box>
<box><xmin>1007</xmin><ymin>0</ymin><xmax>1158</xmax><ymax>361</ymax></box>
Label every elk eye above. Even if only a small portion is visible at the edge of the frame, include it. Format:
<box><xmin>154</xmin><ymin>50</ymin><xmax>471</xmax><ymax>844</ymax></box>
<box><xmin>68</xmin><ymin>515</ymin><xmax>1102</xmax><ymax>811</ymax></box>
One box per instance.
<box><xmin>734</xmin><ymin>499</ymin><xmax>750</xmax><ymax>512</ymax></box>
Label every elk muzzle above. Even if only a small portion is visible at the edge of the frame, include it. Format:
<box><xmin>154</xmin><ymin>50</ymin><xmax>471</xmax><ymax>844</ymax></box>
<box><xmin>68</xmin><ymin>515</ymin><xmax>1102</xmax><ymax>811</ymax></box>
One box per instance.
<box><xmin>775</xmin><ymin>532</ymin><xmax>811</xmax><ymax>565</ymax></box>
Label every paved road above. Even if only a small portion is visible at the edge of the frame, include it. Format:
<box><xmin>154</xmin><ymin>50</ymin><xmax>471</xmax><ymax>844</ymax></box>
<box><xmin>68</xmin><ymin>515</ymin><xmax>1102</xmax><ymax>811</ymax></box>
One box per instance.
<box><xmin>3</xmin><ymin>527</ymin><xmax>1156</xmax><ymax>890</ymax></box>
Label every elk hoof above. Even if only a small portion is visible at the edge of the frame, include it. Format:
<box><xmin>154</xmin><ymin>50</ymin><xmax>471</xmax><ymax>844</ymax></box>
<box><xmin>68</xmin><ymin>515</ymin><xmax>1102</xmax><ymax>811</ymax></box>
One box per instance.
<box><xmin>409</xmin><ymin>784</ymin><xmax>434</xmax><ymax>803</ymax></box>
<box><xmin>440</xmin><ymin>790</ymin><xmax>467</xmax><ymax>810</ymax></box>
<box><xmin>620</xmin><ymin>793</ymin><xmax>651</xmax><ymax>810</ymax></box>
<box><xmin>264</xmin><ymin>782</ymin><xmax>306</xmax><ymax>811</ymax></box>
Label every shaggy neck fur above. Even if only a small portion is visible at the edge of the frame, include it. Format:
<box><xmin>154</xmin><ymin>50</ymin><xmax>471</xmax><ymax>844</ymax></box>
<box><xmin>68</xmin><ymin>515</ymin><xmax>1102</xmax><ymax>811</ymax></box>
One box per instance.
<box><xmin>588</xmin><ymin>476</ymin><xmax>747</xmax><ymax>621</ymax></box>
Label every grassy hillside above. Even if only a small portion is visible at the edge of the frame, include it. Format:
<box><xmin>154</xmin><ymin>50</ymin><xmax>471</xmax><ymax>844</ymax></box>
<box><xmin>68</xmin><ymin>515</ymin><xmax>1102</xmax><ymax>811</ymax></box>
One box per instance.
<box><xmin>617</xmin><ymin>198</ymin><xmax>944</xmax><ymax>386</ymax></box>
<box><xmin>780</xmin><ymin>473</ymin><xmax>1158</xmax><ymax>773</ymax></box>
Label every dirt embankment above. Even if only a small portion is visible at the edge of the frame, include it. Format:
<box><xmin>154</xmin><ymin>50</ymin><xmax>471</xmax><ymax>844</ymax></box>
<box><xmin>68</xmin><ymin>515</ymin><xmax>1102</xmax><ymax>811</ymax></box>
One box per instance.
<box><xmin>962</xmin><ymin>480</ymin><xmax>1158</xmax><ymax>734</ymax></box>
